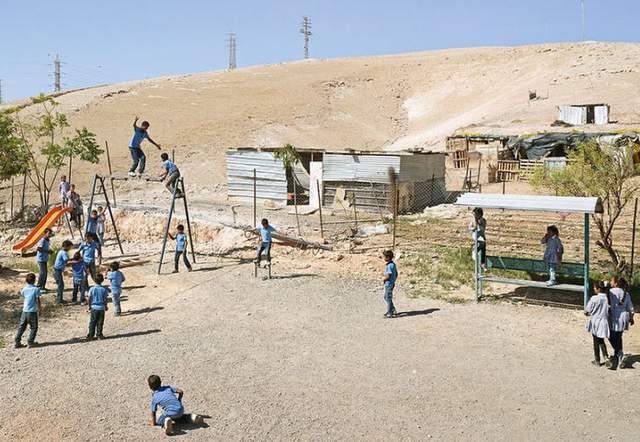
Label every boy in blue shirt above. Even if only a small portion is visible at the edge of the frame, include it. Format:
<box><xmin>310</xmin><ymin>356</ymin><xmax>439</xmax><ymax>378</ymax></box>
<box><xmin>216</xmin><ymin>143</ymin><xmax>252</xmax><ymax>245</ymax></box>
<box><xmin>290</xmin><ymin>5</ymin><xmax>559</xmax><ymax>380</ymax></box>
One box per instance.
<box><xmin>148</xmin><ymin>374</ymin><xmax>204</xmax><ymax>435</ymax></box>
<box><xmin>159</xmin><ymin>152</ymin><xmax>183</xmax><ymax>198</ymax></box>
<box><xmin>15</xmin><ymin>273</ymin><xmax>42</xmax><ymax>348</ymax></box>
<box><xmin>85</xmin><ymin>209</ymin><xmax>99</xmax><ymax>236</ymax></box>
<box><xmin>382</xmin><ymin>250</ymin><xmax>398</xmax><ymax>318</ymax></box>
<box><xmin>128</xmin><ymin>116</ymin><xmax>161</xmax><ymax>177</ymax></box>
<box><xmin>70</xmin><ymin>252</ymin><xmax>88</xmax><ymax>305</ymax></box>
<box><xmin>53</xmin><ymin>240</ymin><xmax>79</xmax><ymax>304</ymax></box>
<box><xmin>79</xmin><ymin>233</ymin><xmax>101</xmax><ymax>282</ymax></box>
<box><xmin>168</xmin><ymin>224</ymin><xmax>192</xmax><ymax>273</ymax></box>
<box><xmin>86</xmin><ymin>273</ymin><xmax>109</xmax><ymax>340</ymax></box>
<box><xmin>106</xmin><ymin>261</ymin><xmax>126</xmax><ymax>316</ymax></box>
<box><xmin>255</xmin><ymin>218</ymin><xmax>276</xmax><ymax>266</ymax></box>
<box><xmin>36</xmin><ymin>228</ymin><xmax>53</xmax><ymax>290</ymax></box>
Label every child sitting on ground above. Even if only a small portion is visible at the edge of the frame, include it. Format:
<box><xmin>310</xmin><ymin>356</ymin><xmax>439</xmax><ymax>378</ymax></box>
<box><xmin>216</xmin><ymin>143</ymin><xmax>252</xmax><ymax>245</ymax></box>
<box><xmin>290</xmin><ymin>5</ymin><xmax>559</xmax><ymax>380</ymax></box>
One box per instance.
<box><xmin>148</xmin><ymin>374</ymin><xmax>204</xmax><ymax>435</ymax></box>
<box><xmin>541</xmin><ymin>225</ymin><xmax>563</xmax><ymax>286</ymax></box>
<box><xmin>71</xmin><ymin>252</ymin><xmax>87</xmax><ymax>305</ymax></box>
<box><xmin>168</xmin><ymin>224</ymin><xmax>192</xmax><ymax>273</ymax></box>
<box><xmin>255</xmin><ymin>218</ymin><xmax>275</xmax><ymax>266</ymax></box>
<box><xmin>106</xmin><ymin>261</ymin><xmax>126</xmax><ymax>316</ymax></box>
<box><xmin>86</xmin><ymin>273</ymin><xmax>109</xmax><ymax>340</ymax></box>
<box><xmin>14</xmin><ymin>273</ymin><xmax>42</xmax><ymax>349</ymax></box>
<box><xmin>159</xmin><ymin>152</ymin><xmax>183</xmax><ymax>198</ymax></box>
<box><xmin>382</xmin><ymin>250</ymin><xmax>398</xmax><ymax>318</ymax></box>
<box><xmin>585</xmin><ymin>281</ymin><xmax>610</xmax><ymax>367</ymax></box>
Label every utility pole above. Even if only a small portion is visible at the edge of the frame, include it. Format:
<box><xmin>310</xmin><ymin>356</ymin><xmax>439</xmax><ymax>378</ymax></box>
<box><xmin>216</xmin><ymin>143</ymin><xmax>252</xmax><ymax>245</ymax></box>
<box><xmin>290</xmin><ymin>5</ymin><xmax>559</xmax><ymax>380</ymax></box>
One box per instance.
<box><xmin>581</xmin><ymin>0</ymin><xmax>586</xmax><ymax>41</ymax></box>
<box><xmin>54</xmin><ymin>54</ymin><xmax>61</xmax><ymax>92</ymax></box>
<box><xmin>300</xmin><ymin>16</ymin><xmax>312</xmax><ymax>59</ymax></box>
<box><xmin>0</xmin><ymin>79</ymin><xmax>3</xmax><ymax>104</ymax></box>
<box><xmin>227</xmin><ymin>33</ymin><xmax>237</xmax><ymax>70</ymax></box>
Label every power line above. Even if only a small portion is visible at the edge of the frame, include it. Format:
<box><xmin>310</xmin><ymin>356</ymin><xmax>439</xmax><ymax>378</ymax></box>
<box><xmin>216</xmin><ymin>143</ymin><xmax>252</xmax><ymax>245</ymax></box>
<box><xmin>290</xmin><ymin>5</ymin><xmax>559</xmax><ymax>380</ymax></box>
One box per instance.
<box><xmin>300</xmin><ymin>16</ymin><xmax>312</xmax><ymax>59</ymax></box>
<box><xmin>227</xmin><ymin>32</ymin><xmax>237</xmax><ymax>70</ymax></box>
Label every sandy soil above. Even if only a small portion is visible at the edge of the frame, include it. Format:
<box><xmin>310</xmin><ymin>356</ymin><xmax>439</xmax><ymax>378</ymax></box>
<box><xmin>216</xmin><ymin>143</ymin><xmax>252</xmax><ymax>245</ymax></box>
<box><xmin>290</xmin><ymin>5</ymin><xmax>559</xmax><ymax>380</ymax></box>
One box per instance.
<box><xmin>1</xmin><ymin>243</ymin><xmax>639</xmax><ymax>441</ymax></box>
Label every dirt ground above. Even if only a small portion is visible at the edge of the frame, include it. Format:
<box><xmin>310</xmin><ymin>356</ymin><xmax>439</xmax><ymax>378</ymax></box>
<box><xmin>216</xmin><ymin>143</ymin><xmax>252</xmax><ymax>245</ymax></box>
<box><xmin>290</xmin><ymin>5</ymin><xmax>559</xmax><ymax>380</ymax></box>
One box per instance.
<box><xmin>1</xmin><ymin>242</ymin><xmax>640</xmax><ymax>441</ymax></box>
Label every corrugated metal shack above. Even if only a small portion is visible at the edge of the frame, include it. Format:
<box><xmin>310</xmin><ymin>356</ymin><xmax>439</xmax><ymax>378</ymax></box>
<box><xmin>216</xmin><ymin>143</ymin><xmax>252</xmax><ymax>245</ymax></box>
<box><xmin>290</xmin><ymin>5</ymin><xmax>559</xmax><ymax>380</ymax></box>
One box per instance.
<box><xmin>558</xmin><ymin>104</ymin><xmax>609</xmax><ymax>125</ymax></box>
<box><xmin>226</xmin><ymin>148</ymin><xmax>446</xmax><ymax>213</ymax></box>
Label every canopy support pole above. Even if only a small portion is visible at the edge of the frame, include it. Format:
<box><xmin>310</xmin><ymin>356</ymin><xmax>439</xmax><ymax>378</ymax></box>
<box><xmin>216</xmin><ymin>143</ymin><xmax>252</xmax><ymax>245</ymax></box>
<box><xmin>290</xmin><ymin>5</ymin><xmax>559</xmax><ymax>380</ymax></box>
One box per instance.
<box><xmin>583</xmin><ymin>213</ymin><xmax>590</xmax><ymax>309</ymax></box>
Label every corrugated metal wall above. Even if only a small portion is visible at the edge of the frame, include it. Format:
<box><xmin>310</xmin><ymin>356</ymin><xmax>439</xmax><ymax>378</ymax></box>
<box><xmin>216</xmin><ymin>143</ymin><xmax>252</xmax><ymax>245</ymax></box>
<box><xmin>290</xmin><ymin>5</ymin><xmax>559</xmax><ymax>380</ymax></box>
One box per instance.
<box><xmin>558</xmin><ymin>106</ymin><xmax>585</xmax><ymax>125</ymax></box>
<box><xmin>226</xmin><ymin>151</ymin><xmax>287</xmax><ymax>204</ymax></box>
<box><xmin>399</xmin><ymin>154</ymin><xmax>445</xmax><ymax>181</ymax></box>
<box><xmin>594</xmin><ymin>105</ymin><xmax>609</xmax><ymax>124</ymax></box>
<box><xmin>323</xmin><ymin>153</ymin><xmax>400</xmax><ymax>184</ymax></box>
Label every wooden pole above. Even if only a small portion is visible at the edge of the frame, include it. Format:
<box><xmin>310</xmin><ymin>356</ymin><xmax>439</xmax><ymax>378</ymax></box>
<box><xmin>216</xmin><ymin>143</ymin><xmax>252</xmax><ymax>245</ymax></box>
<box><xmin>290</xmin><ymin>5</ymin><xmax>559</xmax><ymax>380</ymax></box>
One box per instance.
<box><xmin>20</xmin><ymin>173</ymin><xmax>27</xmax><ymax>220</ymax></box>
<box><xmin>158</xmin><ymin>178</ymin><xmax>179</xmax><ymax>274</ymax></box>
<box><xmin>293</xmin><ymin>177</ymin><xmax>301</xmax><ymax>236</ymax></box>
<box><xmin>631</xmin><ymin>198</ymin><xmax>638</xmax><ymax>280</ymax></box>
<box><xmin>68</xmin><ymin>154</ymin><xmax>72</xmax><ymax>183</ymax></box>
<box><xmin>105</xmin><ymin>141</ymin><xmax>117</xmax><ymax>207</ymax></box>
<box><xmin>99</xmin><ymin>176</ymin><xmax>124</xmax><ymax>255</ymax></box>
<box><xmin>316</xmin><ymin>180</ymin><xmax>324</xmax><ymax>239</ymax></box>
<box><xmin>352</xmin><ymin>192</ymin><xmax>358</xmax><ymax>230</ymax></box>
<box><xmin>10</xmin><ymin>177</ymin><xmax>14</xmax><ymax>220</ymax></box>
<box><xmin>392</xmin><ymin>188</ymin><xmax>399</xmax><ymax>250</ymax></box>
<box><xmin>181</xmin><ymin>178</ymin><xmax>196</xmax><ymax>264</ymax></box>
<box><xmin>253</xmin><ymin>168</ymin><xmax>257</xmax><ymax>228</ymax></box>
<box><xmin>172</xmin><ymin>148</ymin><xmax>175</xmax><ymax>163</ymax></box>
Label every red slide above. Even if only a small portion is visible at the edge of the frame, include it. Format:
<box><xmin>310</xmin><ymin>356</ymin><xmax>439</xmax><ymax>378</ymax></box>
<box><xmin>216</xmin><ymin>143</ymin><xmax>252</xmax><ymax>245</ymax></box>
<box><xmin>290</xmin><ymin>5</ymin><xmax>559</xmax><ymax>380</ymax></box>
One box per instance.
<box><xmin>12</xmin><ymin>206</ymin><xmax>73</xmax><ymax>255</ymax></box>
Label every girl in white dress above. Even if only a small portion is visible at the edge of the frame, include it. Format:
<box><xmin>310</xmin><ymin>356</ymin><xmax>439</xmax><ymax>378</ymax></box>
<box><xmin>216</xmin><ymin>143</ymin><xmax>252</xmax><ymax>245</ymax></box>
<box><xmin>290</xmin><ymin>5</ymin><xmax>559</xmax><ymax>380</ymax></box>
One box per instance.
<box><xmin>585</xmin><ymin>281</ymin><xmax>610</xmax><ymax>367</ymax></box>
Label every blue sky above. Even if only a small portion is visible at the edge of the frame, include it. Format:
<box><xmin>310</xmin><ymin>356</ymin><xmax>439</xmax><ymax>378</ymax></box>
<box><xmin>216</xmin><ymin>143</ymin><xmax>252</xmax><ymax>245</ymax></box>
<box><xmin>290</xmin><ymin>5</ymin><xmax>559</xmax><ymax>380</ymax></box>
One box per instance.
<box><xmin>1</xmin><ymin>0</ymin><xmax>638</xmax><ymax>102</ymax></box>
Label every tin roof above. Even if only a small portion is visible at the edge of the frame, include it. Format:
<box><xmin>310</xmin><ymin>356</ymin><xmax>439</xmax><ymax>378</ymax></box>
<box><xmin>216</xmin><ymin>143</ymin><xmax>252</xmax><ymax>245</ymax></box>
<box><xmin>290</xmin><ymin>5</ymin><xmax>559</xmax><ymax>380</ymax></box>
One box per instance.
<box><xmin>455</xmin><ymin>193</ymin><xmax>603</xmax><ymax>214</ymax></box>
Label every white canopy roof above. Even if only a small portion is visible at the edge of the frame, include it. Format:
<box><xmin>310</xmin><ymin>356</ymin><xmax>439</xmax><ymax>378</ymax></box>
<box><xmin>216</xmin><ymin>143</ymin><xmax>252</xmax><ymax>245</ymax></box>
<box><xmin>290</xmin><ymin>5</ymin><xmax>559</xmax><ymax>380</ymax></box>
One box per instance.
<box><xmin>455</xmin><ymin>193</ymin><xmax>603</xmax><ymax>214</ymax></box>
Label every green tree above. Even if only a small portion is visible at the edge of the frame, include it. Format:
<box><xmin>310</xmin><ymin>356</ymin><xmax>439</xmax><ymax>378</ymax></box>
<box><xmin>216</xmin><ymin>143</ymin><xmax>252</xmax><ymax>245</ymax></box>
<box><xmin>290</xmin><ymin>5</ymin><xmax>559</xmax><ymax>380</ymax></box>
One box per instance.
<box><xmin>532</xmin><ymin>140</ymin><xmax>640</xmax><ymax>272</ymax></box>
<box><xmin>11</xmin><ymin>95</ymin><xmax>103</xmax><ymax>212</ymax></box>
<box><xmin>0</xmin><ymin>110</ymin><xmax>30</xmax><ymax>181</ymax></box>
<box><xmin>273</xmin><ymin>143</ymin><xmax>302</xmax><ymax>235</ymax></box>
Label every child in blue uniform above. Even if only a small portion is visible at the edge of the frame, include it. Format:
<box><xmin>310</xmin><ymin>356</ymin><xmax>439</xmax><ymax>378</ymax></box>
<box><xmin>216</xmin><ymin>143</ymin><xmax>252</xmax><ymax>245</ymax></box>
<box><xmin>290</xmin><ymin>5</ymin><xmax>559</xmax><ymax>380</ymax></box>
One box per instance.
<box><xmin>70</xmin><ymin>252</ymin><xmax>88</xmax><ymax>304</ymax></box>
<box><xmin>79</xmin><ymin>233</ymin><xmax>101</xmax><ymax>282</ymax></box>
<box><xmin>86</xmin><ymin>273</ymin><xmax>109</xmax><ymax>340</ymax></box>
<box><xmin>36</xmin><ymin>228</ymin><xmax>53</xmax><ymax>290</ymax></box>
<box><xmin>382</xmin><ymin>250</ymin><xmax>398</xmax><ymax>318</ymax></box>
<box><xmin>128</xmin><ymin>117</ymin><xmax>161</xmax><ymax>176</ymax></box>
<box><xmin>85</xmin><ymin>209</ymin><xmax>99</xmax><ymax>236</ymax></box>
<box><xmin>168</xmin><ymin>224</ymin><xmax>192</xmax><ymax>273</ymax></box>
<box><xmin>148</xmin><ymin>374</ymin><xmax>204</xmax><ymax>435</ymax></box>
<box><xmin>255</xmin><ymin>218</ymin><xmax>275</xmax><ymax>265</ymax></box>
<box><xmin>14</xmin><ymin>273</ymin><xmax>42</xmax><ymax>348</ymax></box>
<box><xmin>52</xmin><ymin>240</ymin><xmax>79</xmax><ymax>304</ymax></box>
<box><xmin>106</xmin><ymin>261</ymin><xmax>126</xmax><ymax>316</ymax></box>
<box><xmin>159</xmin><ymin>152</ymin><xmax>183</xmax><ymax>197</ymax></box>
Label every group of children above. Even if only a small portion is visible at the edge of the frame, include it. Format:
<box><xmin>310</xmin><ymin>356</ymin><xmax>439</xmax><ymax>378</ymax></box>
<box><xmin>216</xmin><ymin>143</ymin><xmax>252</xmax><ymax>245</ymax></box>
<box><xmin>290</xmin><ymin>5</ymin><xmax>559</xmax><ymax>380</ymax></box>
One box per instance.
<box><xmin>59</xmin><ymin>175</ymin><xmax>83</xmax><ymax>226</ymax></box>
<box><xmin>586</xmin><ymin>276</ymin><xmax>635</xmax><ymax>370</ymax></box>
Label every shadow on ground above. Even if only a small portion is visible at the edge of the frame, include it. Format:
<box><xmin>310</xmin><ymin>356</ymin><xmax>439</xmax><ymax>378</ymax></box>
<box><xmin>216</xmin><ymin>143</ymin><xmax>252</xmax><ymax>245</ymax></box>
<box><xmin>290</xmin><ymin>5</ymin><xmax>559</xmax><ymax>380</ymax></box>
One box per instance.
<box><xmin>395</xmin><ymin>308</ymin><xmax>440</xmax><ymax>318</ymax></box>
<box><xmin>36</xmin><ymin>329</ymin><xmax>161</xmax><ymax>347</ymax></box>
<box><xmin>121</xmin><ymin>307</ymin><xmax>164</xmax><ymax>316</ymax></box>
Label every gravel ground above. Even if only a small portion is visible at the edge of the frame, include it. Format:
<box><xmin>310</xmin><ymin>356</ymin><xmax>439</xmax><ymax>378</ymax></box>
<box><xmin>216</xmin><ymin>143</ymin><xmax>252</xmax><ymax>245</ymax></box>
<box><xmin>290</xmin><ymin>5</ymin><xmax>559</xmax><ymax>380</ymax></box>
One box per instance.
<box><xmin>1</xmin><ymin>256</ymin><xmax>639</xmax><ymax>441</ymax></box>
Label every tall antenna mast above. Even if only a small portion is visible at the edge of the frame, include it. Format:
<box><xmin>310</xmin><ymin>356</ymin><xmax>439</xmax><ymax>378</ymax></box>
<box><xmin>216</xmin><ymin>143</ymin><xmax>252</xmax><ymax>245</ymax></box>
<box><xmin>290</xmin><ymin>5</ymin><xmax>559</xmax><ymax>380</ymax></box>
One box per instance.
<box><xmin>227</xmin><ymin>33</ymin><xmax>237</xmax><ymax>70</ymax></box>
<box><xmin>581</xmin><ymin>0</ymin><xmax>586</xmax><ymax>41</ymax></box>
<box><xmin>0</xmin><ymin>79</ymin><xmax>3</xmax><ymax>104</ymax></box>
<box><xmin>300</xmin><ymin>16</ymin><xmax>312</xmax><ymax>59</ymax></box>
<box><xmin>54</xmin><ymin>54</ymin><xmax>61</xmax><ymax>92</ymax></box>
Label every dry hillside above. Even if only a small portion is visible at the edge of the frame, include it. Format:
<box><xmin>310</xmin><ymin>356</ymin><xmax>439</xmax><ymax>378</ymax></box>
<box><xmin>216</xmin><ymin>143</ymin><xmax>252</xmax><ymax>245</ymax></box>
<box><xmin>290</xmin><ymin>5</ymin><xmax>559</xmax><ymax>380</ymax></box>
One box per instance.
<box><xmin>4</xmin><ymin>41</ymin><xmax>640</xmax><ymax>193</ymax></box>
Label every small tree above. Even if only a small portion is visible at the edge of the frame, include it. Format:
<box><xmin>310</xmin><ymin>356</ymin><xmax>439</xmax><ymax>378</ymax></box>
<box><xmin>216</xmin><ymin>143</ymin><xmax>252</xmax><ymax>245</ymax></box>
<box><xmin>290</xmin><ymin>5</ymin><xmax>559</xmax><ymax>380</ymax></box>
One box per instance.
<box><xmin>532</xmin><ymin>140</ymin><xmax>640</xmax><ymax>272</ymax></box>
<box><xmin>10</xmin><ymin>95</ymin><xmax>103</xmax><ymax>212</ymax></box>
<box><xmin>0</xmin><ymin>111</ymin><xmax>30</xmax><ymax>181</ymax></box>
<box><xmin>273</xmin><ymin>143</ymin><xmax>302</xmax><ymax>235</ymax></box>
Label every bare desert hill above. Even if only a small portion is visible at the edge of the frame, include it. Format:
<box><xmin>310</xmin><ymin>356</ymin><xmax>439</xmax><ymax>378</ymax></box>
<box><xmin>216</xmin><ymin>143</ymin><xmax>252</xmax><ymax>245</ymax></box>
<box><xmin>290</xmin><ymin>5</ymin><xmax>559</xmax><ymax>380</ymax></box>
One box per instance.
<box><xmin>5</xmin><ymin>41</ymin><xmax>640</xmax><ymax>191</ymax></box>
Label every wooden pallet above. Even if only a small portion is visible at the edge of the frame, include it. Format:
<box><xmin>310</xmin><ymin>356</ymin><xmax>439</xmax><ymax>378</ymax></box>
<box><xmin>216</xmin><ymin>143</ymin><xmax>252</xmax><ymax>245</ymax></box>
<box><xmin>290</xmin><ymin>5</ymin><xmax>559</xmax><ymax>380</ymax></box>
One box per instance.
<box><xmin>518</xmin><ymin>159</ymin><xmax>544</xmax><ymax>181</ymax></box>
<box><xmin>451</xmin><ymin>150</ymin><xmax>469</xmax><ymax>169</ymax></box>
<box><xmin>496</xmin><ymin>160</ymin><xmax>520</xmax><ymax>182</ymax></box>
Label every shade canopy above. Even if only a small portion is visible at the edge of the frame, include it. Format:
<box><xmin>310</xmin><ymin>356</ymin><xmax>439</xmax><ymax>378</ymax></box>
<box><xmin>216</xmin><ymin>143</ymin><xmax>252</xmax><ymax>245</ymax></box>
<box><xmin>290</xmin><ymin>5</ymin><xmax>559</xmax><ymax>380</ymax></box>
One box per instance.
<box><xmin>455</xmin><ymin>193</ymin><xmax>603</xmax><ymax>214</ymax></box>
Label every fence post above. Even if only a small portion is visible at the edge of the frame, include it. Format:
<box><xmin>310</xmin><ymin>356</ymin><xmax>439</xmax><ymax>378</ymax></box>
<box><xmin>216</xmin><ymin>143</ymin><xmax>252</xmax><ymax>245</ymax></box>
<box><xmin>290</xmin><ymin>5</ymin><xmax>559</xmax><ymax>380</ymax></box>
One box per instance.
<box><xmin>631</xmin><ymin>198</ymin><xmax>638</xmax><ymax>280</ymax></box>
<box><xmin>10</xmin><ymin>177</ymin><xmax>15</xmax><ymax>220</ymax></box>
<box><xmin>316</xmin><ymin>180</ymin><xmax>324</xmax><ymax>239</ymax></box>
<box><xmin>253</xmin><ymin>169</ymin><xmax>257</xmax><ymax>228</ymax></box>
<box><xmin>392</xmin><ymin>188</ymin><xmax>399</xmax><ymax>250</ymax></box>
<box><xmin>20</xmin><ymin>173</ymin><xmax>27</xmax><ymax>220</ymax></box>
<box><xmin>105</xmin><ymin>141</ymin><xmax>117</xmax><ymax>207</ymax></box>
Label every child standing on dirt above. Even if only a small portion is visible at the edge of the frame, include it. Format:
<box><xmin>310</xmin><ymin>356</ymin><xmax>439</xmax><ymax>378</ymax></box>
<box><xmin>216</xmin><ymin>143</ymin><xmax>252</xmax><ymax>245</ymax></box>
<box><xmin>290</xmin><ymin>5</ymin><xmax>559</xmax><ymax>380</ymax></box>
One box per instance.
<box><xmin>79</xmin><ymin>233</ymin><xmax>101</xmax><ymax>282</ymax></box>
<box><xmin>36</xmin><ymin>228</ymin><xmax>53</xmax><ymax>290</ymax></box>
<box><xmin>585</xmin><ymin>281</ymin><xmax>610</xmax><ymax>367</ymax></box>
<box><xmin>71</xmin><ymin>252</ymin><xmax>88</xmax><ymax>305</ymax></box>
<box><xmin>128</xmin><ymin>117</ymin><xmax>161</xmax><ymax>177</ymax></box>
<box><xmin>607</xmin><ymin>276</ymin><xmax>635</xmax><ymax>370</ymax></box>
<box><xmin>86</xmin><ymin>273</ymin><xmax>109</xmax><ymax>340</ymax></box>
<box><xmin>106</xmin><ymin>261</ymin><xmax>126</xmax><ymax>316</ymax></box>
<box><xmin>53</xmin><ymin>240</ymin><xmax>79</xmax><ymax>304</ymax></box>
<box><xmin>147</xmin><ymin>374</ymin><xmax>204</xmax><ymax>435</ymax></box>
<box><xmin>255</xmin><ymin>218</ymin><xmax>275</xmax><ymax>266</ymax></box>
<box><xmin>59</xmin><ymin>175</ymin><xmax>70</xmax><ymax>206</ymax></box>
<box><xmin>168</xmin><ymin>224</ymin><xmax>192</xmax><ymax>273</ymax></box>
<box><xmin>382</xmin><ymin>250</ymin><xmax>398</xmax><ymax>318</ymax></box>
<box><xmin>159</xmin><ymin>152</ymin><xmax>183</xmax><ymax>197</ymax></box>
<box><xmin>66</xmin><ymin>184</ymin><xmax>82</xmax><ymax>226</ymax></box>
<box><xmin>14</xmin><ymin>273</ymin><xmax>42</xmax><ymax>349</ymax></box>
<box><xmin>541</xmin><ymin>225</ymin><xmax>563</xmax><ymax>286</ymax></box>
<box><xmin>97</xmin><ymin>206</ymin><xmax>106</xmax><ymax>246</ymax></box>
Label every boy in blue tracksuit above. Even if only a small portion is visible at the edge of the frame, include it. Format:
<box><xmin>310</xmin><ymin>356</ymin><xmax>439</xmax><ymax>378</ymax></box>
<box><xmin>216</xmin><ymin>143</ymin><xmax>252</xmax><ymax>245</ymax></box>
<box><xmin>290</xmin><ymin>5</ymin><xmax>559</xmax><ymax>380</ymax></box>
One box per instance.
<box><xmin>148</xmin><ymin>374</ymin><xmax>203</xmax><ymax>435</ymax></box>
<box><xmin>383</xmin><ymin>250</ymin><xmax>398</xmax><ymax>318</ymax></box>
<box><xmin>71</xmin><ymin>252</ymin><xmax>88</xmax><ymax>304</ymax></box>
<box><xmin>128</xmin><ymin>117</ymin><xmax>161</xmax><ymax>176</ymax></box>
<box><xmin>85</xmin><ymin>209</ymin><xmax>99</xmax><ymax>236</ymax></box>
<box><xmin>15</xmin><ymin>273</ymin><xmax>42</xmax><ymax>348</ymax></box>
<box><xmin>79</xmin><ymin>233</ymin><xmax>101</xmax><ymax>282</ymax></box>
<box><xmin>168</xmin><ymin>224</ymin><xmax>192</xmax><ymax>273</ymax></box>
<box><xmin>159</xmin><ymin>152</ymin><xmax>183</xmax><ymax>197</ymax></box>
<box><xmin>52</xmin><ymin>240</ymin><xmax>79</xmax><ymax>304</ymax></box>
<box><xmin>36</xmin><ymin>228</ymin><xmax>53</xmax><ymax>290</ymax></box>
<box><xmin>86</xmin><ymin>273</ymin><xmax>109</xmax><ymax>340</ymax></box>
<box><xmin>255</xmin><ymin>218</ymin><xmax>275</xmax><ymax>266</ymax></box>
<box><xmin>106</xmin><ymin>261</ymin><xmax>126</xmax><ymax>316</ymax></box>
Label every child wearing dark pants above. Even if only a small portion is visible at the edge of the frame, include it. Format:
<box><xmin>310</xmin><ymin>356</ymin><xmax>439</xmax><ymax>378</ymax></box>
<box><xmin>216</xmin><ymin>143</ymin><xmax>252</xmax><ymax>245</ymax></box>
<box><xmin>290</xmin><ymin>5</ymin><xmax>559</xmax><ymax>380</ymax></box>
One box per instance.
<box><xmin>15</xmin><ymin>273</ymin><xmax>42</xmax><ymax>348</ymax></box>
<box><xmin>585</xmin><ymin>281</ymin><xmax>610</xmax><ymax>367</ymax></box>
<box><xmin>71</xmin><ymin>253</ymin><xmax>87</xmax><ymax>304</ymax></box>
<box><xmin>148</xmin><ymin>375</ymin><xmax>203</xmax><ymax>436</ymax></box>
<box><xmin>607</xmin><ymin>276</ymin><xmax>635</xmax><ymax>370</ymax></box>
<box><xmin>169</xmin><ymin>225</ymin><xmax>192</xmax><ymax>273</ymax></box>
<box><xmin>86</xmin><ymin>273</ymin><xmax>109</xmax><ymax>340</ymax></box>
<box><xmin>36</xmin><ymin>229</ymin><xmax>53</xmax><ymax>290</ymax></box>
<box><xmin>255</xmin><ymin>218</ymin><xmax>275</xmax><ymax>265</ymax></box>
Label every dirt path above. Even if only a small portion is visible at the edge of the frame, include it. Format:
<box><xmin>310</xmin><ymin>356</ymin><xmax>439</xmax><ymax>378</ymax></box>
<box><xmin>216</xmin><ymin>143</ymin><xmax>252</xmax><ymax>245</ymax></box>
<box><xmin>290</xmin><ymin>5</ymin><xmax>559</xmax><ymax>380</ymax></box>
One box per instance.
<box><xmin>1</xmin><ymin>256</ymin><xmax>639</xmax><ymax>441</ymax></box>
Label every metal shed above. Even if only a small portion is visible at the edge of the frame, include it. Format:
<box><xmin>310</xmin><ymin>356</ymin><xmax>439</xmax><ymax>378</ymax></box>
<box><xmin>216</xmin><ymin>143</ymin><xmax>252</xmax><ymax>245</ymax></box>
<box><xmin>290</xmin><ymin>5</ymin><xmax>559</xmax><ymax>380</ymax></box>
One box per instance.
<box><xmin>558</xmin><ymin>104</ymin><xmax>609</xmax><ymax>125</ymax></box>
<box><xmin>226</xmin><ymin>150</ymin><xmax>288</xmax><ymax>204</ymax></box>
<box><xmin>455</xmin><ymin>193</ymin><xmax>603</xmax><ymax>307</ymax></box>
